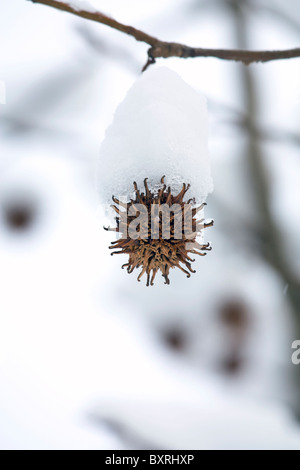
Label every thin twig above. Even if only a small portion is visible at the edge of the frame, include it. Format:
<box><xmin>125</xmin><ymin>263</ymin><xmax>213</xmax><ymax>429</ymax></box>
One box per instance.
<box><xmin>29</xmin><ymin>0</ymin><xmax>300</xmax><ymax>70</ymax></box>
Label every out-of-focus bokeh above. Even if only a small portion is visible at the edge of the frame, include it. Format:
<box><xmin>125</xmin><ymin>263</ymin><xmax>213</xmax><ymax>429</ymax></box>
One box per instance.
<box><xmin>1</xmin><ymin>0</ymin><xmax>300</xmax><ymax>450</ymax></box>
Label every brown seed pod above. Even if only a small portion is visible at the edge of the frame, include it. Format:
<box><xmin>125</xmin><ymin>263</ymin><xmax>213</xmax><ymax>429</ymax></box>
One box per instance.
<box><xmin>104</xmin><ymin>177</ymin><xmax>213</xmax><ymax>286</ymax></box>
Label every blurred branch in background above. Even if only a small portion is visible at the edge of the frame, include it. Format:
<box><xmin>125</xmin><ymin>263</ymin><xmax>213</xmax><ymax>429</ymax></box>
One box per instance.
<box><xmin>231</xmin><ymin>0</ymin><xmax>300</xmax><ymax>417</ymax></box>
<box><xmin>244</xmin><ymin>0</ymin><xmax>300</xmax><ymax>37</ymax></box>
<box><xmin>29</xmin><ymin>0</ymin><xmax>300</xmax><ymax>71</ymax></box>
<box><xmin>209</xmin><ymin>100</ymin><xmax>300</xmax><ymax>146</ymax></box>
<box><xmin>75</xmin><ymin>24</ymin><xmax>141</xmax><ymax>73</ymax></box>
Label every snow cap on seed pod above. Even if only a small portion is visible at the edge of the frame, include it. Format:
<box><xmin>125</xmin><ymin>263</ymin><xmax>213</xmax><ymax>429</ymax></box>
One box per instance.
<box><xmin>97</xmin><ymin>66</ymin><xmax>213</xmax><ymax>207</ymax></box>
<box><xmin>98</xmin><ymin>67</ymin><xmax>214</xmax><ymax>286</ymax></box>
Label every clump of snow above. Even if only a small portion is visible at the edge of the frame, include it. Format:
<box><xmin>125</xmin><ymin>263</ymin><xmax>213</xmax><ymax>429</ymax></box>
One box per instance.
<box><xmin>69</xmin><ymin>0</ymin><xmax>97</xmax><ymax>13</ymax></box>
<box><xmin>97</xmin><ymin>67</ymin><xmax>213</xmax><ymax>206</ymax></box>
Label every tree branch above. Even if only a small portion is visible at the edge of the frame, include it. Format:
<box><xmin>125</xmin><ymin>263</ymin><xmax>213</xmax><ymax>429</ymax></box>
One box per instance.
<box><xmin>29</xmin><ymin>0</ymin><xmax>300</xmax><ymax>70</ymax></box>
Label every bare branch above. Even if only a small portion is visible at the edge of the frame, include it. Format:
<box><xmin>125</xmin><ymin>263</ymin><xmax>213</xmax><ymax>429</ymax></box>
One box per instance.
<box><xmin>29</xmin><ymin>0</ymin><xmax>300</xmax><ymax>70</ymax></box>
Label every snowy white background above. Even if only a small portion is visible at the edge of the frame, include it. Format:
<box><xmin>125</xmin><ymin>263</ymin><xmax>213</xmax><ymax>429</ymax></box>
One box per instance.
<box><xmin>1</xmin><ymin>0</ymin><xmax>300</xmax><ymax>450</ymax></box>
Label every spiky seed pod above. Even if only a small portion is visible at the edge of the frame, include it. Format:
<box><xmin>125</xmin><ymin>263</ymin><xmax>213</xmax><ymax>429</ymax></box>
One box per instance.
<box><xmin>105</xmin><ymin>177</ymin><xmax>213</xmax><ymax>286</ymax></box>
